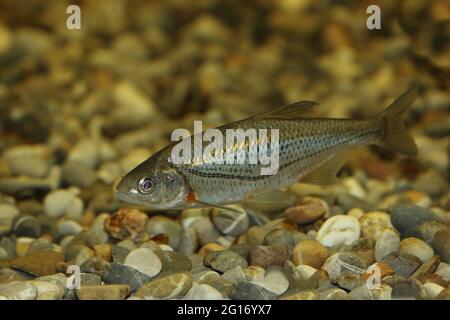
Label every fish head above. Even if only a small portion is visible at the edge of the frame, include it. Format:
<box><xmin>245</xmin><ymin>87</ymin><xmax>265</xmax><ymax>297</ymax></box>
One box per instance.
<box><xmin>115</xmin><ymin>153</ymin><xmax>188</xmax><ymax>209</ymax></box>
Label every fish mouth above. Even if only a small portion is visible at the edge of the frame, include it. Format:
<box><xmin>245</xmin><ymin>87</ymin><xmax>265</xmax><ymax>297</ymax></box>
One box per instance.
<box><xmin>115</xmin><ymin>190</ymin><xmax>141</xmax><ymax>205</ymax></box>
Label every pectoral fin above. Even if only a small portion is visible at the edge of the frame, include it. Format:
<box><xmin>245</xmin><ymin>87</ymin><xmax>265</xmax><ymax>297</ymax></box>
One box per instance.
<box><xmin>301</xmin><ymin>152</ymin><xmax>349</xmax><ymax>185</ymax></box>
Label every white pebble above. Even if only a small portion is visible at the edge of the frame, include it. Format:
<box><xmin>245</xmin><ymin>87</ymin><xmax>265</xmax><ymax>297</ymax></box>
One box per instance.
<box><xmin>400</xmin><ymin>238</ymin><xmax>434</xmax><ymax>262</ymax></box>
<box><xmin>124</xmin><ymin>248</ymin><xmax>162</xmax><ymax>277</ymax></box>
<box><xmin>261</xmin><ymin>266</ymin><xmax>289</xmax><ymax>295</ymax></box>
<box><xmin>317</xmin><ymin>215</ymin><xmax>360</xmax><ymax>247</ymax></box>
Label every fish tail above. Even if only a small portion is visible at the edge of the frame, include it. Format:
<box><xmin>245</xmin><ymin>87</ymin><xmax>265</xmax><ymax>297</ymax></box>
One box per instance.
<box><xmin>377</xmin><ymin>86</ymin><xmax>419</xmax><ymax>156</ymax></box>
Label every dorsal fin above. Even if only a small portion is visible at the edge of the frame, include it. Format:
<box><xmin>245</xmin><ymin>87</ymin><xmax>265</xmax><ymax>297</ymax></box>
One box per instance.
<box><xmin>258</xmin><ymin>101</ymin><xmax>319</xmax><ymax>119</ymax></box>
<box><xmin>301</xmin><ymin>151</ymin><xmax>349</xmax><ymax>185</ymax></box>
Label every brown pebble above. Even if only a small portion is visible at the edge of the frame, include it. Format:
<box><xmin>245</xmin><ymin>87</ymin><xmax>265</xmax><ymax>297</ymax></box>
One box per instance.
<box><xmin>292</xmin><ymin>240</ymin><xmax>329</xmax><ymax>269</ymax></box>
<box><xmin>249</xmin><ymin>243</ymin><xmax>288</xmax><ymax>269</ymax></box>
<box><xmin>104</xmin><ymin>208</ymin><xmax>148</xmax><ymax>241</ymax></box>
<box><xmin>285</xmin><ymin>197</ymin><xmax>328</xmax><ymax>224</ymax></box>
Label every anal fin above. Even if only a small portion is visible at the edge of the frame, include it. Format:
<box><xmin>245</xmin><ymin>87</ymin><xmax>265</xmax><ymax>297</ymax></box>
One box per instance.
<box><xmin>301</xmin><ymin>152</ymin><xmax>349</xmax><ymax>185</ymax></box>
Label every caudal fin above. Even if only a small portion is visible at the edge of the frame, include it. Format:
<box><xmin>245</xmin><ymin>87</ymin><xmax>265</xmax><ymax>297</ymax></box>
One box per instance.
<box><xmin>378</xmin><ymin>86</ymin><xmax>419</xmax><ymax>156</ymax></box>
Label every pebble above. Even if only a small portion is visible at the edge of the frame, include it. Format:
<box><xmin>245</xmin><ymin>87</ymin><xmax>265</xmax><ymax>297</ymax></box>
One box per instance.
<box><xmin>382</xmin><ymin>252</ymin><xmax>422</xmax><ymax>277</ymax></box>
<box><xmin>349</xmin><ymin>284</ymin><xmax>392</xmax><ymax>300</ymax></box>
<box><xmin>322</xmin><ymin>252</ymin><xmax>366</xmax><ymax>282</ymax></box>
<box><xmin>284</xmin><ymin>197</ymin><xmax>328</xmax><ymax>224</ymax></box>
<box><xmin>435</xmin><ymin>263</ymin><xmax>450</xmax><ymax>282</ymax></box>
<box><xmin>375</xmin><ymin>228</ymin><xmax>400</xmax><ymax>261</ymax></box>
<box><xmin>198</xmin><ymin>243</ymin><xmax>225</xmax><ymax>256</ymax></box>
<box><xmin>292</xmin><ymin>240</ymin><xmax>329</xmax><ymax>269</ymax></box>
<box><xmin>359</xmin><ymin>211</ymin><xmax>394</xmax><ymax>240</ymax></box>
<box><xmin>0</xmin><ymin>203</ymin><xmax>19</xmax><ymax>236</ymax></box>
<box><xmin>191</xmin><ymin>217</ymin><xmax>221</xmax><ymax>246</ymax></box>
<box><xmin>0</xmin><ymin>250</ymin><xmax>64</xmax><ymax>276</ymax></box>
<box><xmin>76</xmin><ymin>284</ymin><xmax>131</xmax><ymax>300</ymax></box>
<box><xmin>248</xmin><ymin>243</ymin><xmax>288</xmax><ymax>269</ymax></box>
<box><xmin>432</xmin><ymin>229</ymin><xmax>450</xmax><ymax>263</ymax></box>
<box><xmin>146</xmin><ymin>215</ymin><xmax>181</xmax><ymax>248</ymax></box>
<box><xmin>2</xmin><ymin>145</ymin><xmax>51</xmax><ymax>178</ymax></box>
<box><xmin>230</xmin><ymin>281</ymin><xmax>277</xmax><ymax>300</ymax></box>
<box><xmin>160</xmin><ymin>250</ymin><xmax>192</xmax><ymax>273</ymax></box>
<box><xmin>388</xmin><ymin>204</ymin><xmax>438</xmax><ymax>234</ymax></box>
<box><xmin>410</xmin><ymin>256</ymin><xmax>441</xmax><ymax>280</ymax></box>
<box><xmin>243</xmin><ymin>265</ymin><xmax>266</xmax><ymax>283</ymax></box>
<box><xmin>335</xmin><ymin>193</ymin><xmax>375</xmax><ymax>212</ymax></box>
<box><xmin>210</xmin><ymin>205</ymin><xmax>249</xmax><ymax>236</ymax></box>
<box><xmin>245</xmin><ymin>226</ymin><xmax>270</xmax><ymax>245</ymax></box>
<box><xmin>400</xmin><ymin>238</ymin><xmax>434</xmax><ymax>262</ymax></box>
<box><xmin>136</xmin><ymin>272</ymin><xmax>192</xmax><ymax>299</ymax></box>
<box><xmin>103</xmin><ymin>263</ymin><xmax>152</xmax><ymax>291</ymax></box>
<box><xmin>319</xmin><ymin>288</ymin><xmax>348</xmax><ymax>300</ymax></box>
<box><xmin>178</xmin><ymin>227</ymin><xmax>199</xmax><ymax>255</ymax></box>
<box><xmin>67</xmin><ymin>139</ymin><xmax>99</xmax><ymax>169</ymax></box>
<box><xmin>316</xmin><ymin>215</ymin><xmax>361</xmax><ymax>247</ymax></box>
<box><xmin>12</xmin><ymin>215</ymin><xmax>41</xmax><ymax>238</ymax></box>
<box><xmin>124</xmin><ymin>247</ymin><xmax>162</xmax><ymax>277</ymax></box>
<box><xmin>32</xmin><ymin>280</ymin><xmax>64</xmax><ymax>300</ymax></box>
<box><xmin>104</xmin><ymin>208</ymin><xmax>148</xmax><ymax>241</ymax></box>
<box><xmin>204</xmin><ymin>250</ymin><xmax>248</xmax><ymax>273</ymax></box>
<box><xmin>419</xmin><ymin>283</ymin><xmax>445</xmax><ymax>299</ymax></box>
<box><xmin>185</xmin><ymin>283</ymin><xmax>224</xmax><ymax>300</ymax></box>
<box><xmin>403</xmin><ymin>220</ymin><xmax>448</xmax><ymax>244</ymax></box>
<box><xmin>56</xmin><ymin>220</ymin><xmax>83</xmax><ymax>238</ymax></box>
<box><xmin>0</xmin><ymin>281</ymin><xmax>37</xmax><ymax>300</ymax></box>
<box><xmin>260</xmin><ymin>266</ymin><xmax>289</xmax><ymax>295</ymax></box>
<box><xmin>43</xmin><ymin>189</ymin><xmax>84</xmax><ymax>219</ymax></box>
<box><xmin>15</xmin><ymin>237</ymin><xmax>34</xmax><ymax>257</ymax></box>
<box><xmin>279</xmin><ymin>291</ymin><xmax>320</xmax><ymax>300</ymax></box>
<box><xmin>62</xmin><ymin>161</ymin><xmax>97</xmax><ymax>188</ymax></box>
<box><xmin>221</xmin><ymin>265</ymin><xmax>246</xmax><ymax>284</ymax></box>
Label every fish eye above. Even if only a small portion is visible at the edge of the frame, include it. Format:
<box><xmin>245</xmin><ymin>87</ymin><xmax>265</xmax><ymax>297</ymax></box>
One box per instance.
<box><xmin>138</xmin><ymin>177</ymin><xmax>154</xmax><ymax>194</ymax></box>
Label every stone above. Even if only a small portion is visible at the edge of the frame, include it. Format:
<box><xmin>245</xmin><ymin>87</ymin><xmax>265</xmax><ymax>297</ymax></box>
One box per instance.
<box><xmin>322</xmin><ymin>252</ymin><xmax>366</xmax><ymax>283</ymax></box>
<box><xmin>248</xmin><ymin>243</ymin><xmax>288</xmax><ymax>269</ymax></box>
<box><xmin>221</xmin><ymin>265</ymin><xmax>246</xmax><ymax>284</ymax></box>
<box><xmin>62</xmin><ymin>160</ymin><xmax>97</xmax><ymax>188</ymax></box>
<box><xmin>146</xmin><ymin>215</ymin><xmax>182</xmax><ymax>248</ymax></box>
<box><xmin>400</xmin><ymin>237</ymin><xmax>434</xmax><ymax>262</ymax></box>
<box><xmin>16</xmin><ymin>237</ymin><xmax>34</xmax><ymax>257</ymax></box>
<box><xmin>2</xmin><ymin>145</ymin><xmax>51</xmax><ymax>178</ymax></box>
<box><xmin>359</xmin><ymin>211</ymin><xmax>394</xmax><ymax>240</ymax></box>
<box><xmin>263</xmin><ymin>228</ymin><xmax>295</xmax><ymax>248</ymax></box>
<box><xmin>375</xmin><ymin>228</ymin><xmax>400</xmax><ymax>261</ymax></box>
<box><xmin>316</xmin><ymin>215</ymin><xmax>361</xmax><ymax>247</ymax></box>
<box><xmin>178</xmin><ymin>227</ymin><xmax>199</xmax><ymax>256</ymax></box>
<box><xmin>136</xmin><ymin>272</ymin><xmax>192</xmax><ymax>299</ymax></box>
<box><xmin>260</xmin><ymin>266</ymin><xmax>289</xmax><ymax>295</ymax></box>
<box><xmin>292</xmin><ymin>240</ymin><xmax>329</xmax><ymax>269</ymax></box>
<box><xmin>243</xmin><ymin>265</ymin><xmax>266</xmax><ymax>283</ymax></box>
<box><xmin>56</xmin><ymin>220</ymin><xmax>83</xmax><ymax>238</ymax></box>
<box><xmin>124</xmin><ymin>248</ymin><xmax>162</xmax><ymax>277</ymax></box>
<box><xmin>104</xmin><ymin>208</ymin><xmax>148</xmax><ymax>241</ymax></box>
<box><xmin>382</xmin><ymin>252</ymin><xmax>422</xmax><ymax>277</ymax></box>
<box><xmin>0</xmin><ymin>250</ymin><xmax>64</xmax><ymax>276</ymax></box>
<box><xmin>43</xmin><ymin>189</ymin><xmax>83</xmax><ymax>219</ymax></box>
<box><xmin>432</xmin><ymin>229</ymin><xmax>450</xmax><ymax>263</ymax></box>
<box><xmin>230</xmin><ymin>281</ymin><xmax>277</xmax><ymax>300</ymax></box>
<box><xmin>76</xmin><ymin>284</ymin><xmax>131</xmax><ymax>300</ymax></box>
<box><xmin>198</xmin><ymin>243</ymin><xmax>225</xmax><ymax>256</ymax></box>
<box><xmin>388</xmin><ymin>204</ymin><xmax>437</xmax><ymax>234</ymax></box>
<box><xmin>435</xmin><ymin>262</ymin><xmax>450</xmax><ymax>282</ymax></box>
<box><xmin>279</xmin><ymin>291</ymin><xmax>320</xmax><ymax>300</ymax></box>
<box><xmin>336</xmin><ymin>274</ymin><xmax>365</xmax><ymax>291</ymax></box>
<box><xmin>404</xmin><ymin>221</ymin><xmax>449</xmax><ymax>244</ymax></box>
<box><xmin>210</xmin><ymin>205</ymin><xmax>249</xmax><ymax>236</ymax></box>
<box><xmin>0</xmin><ymin>281</ymin><xmax>37</xmax><ymax>300</ymax></box>
<box><xmin>160</xmin><ymin>250</ymin><xmax>192</xmax><ymax>273</ymax></box>
<box><xmin>349</xmin><ymin>284</ymin><xmax>392</xmax><ymax>300</ymax></box>
<box><xmin>246</xmin><ymin>226</ymin><xmax>270</xmax><ymax>245</ymax></box>
<box><xmin>103</xmin><ymin>263</ymin><xmax>152</xmax><ymax>291</ymax></box>
<box><xmin>186</xmin><ymin>283</ymin><xmax>224</xmax><ymax>300</ymax></box>
<box><xmin>0</xmin><ymin>203</ymin><xmax>19</xmax><ymax>236</ymax></box>
<box><xmin>93</xmin><ymin>244</ymin><xmax>112</xmax><ymax>261</ymax></box>
<box><xmin>204</xmin><ymin>250</ymin><xmax>248</xmax><ymax>273</ymax></box>
<box><xmin>79</xmin><ymin>256</ymin><xmax>110</xmax><ymax>278</ymax></box>
<box><xmin>13</xmin><ymin>215</ymin><xmax>42</xmax><ymax>238</ymax></box>
<box><xmin>32</xmin><ymin>280</ymin><xmax>64</xmax><ymax>300</ymax></box>
<box><xmin>191</xmin><ymin>217</ymin><xmax>221</xmax><ymax>246</ymax></box>
<box><xmin>284</xmin><ymin>197</ymin><xmax>328</xmax><ymax>224</ymax></box>
<box><xmin>410</xmin><ymin>256</ymin><xmax>441</xmax><ymax>280</ymax></box>
<box><xmin>319</xmin><ymin>288</ymin><xmax>348</xmax><ymax>300</ymax></box>
<box><xmin>419</xmin><ymin>283</ymin><xmax>445</xmax><ymax>299</ymax></box>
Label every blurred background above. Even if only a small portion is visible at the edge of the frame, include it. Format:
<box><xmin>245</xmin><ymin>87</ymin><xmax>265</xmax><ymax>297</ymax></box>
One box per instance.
<box><xmin>0</xmin><ymin>0</ymin><xmax>448</xmax><ymax>209</ymax></box>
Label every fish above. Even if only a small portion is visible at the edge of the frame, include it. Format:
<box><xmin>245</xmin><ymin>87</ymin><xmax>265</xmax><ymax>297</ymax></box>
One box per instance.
<box><xmin>116</xmin><ymin>86</ymin><xmax>418</xmax><ymax>211</ymax></box>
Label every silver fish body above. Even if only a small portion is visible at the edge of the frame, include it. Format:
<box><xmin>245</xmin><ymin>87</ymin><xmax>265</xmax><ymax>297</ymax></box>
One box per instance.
<box><xmin>116</xmin><ymin>87</ymin><xmax>418</xmax><ymax>210</ymax></box>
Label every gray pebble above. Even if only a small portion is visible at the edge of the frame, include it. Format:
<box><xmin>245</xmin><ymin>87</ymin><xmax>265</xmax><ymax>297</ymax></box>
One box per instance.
<box><xmin>375</xmin><ymin>229</ymin><xmax>400</xmax><ymax>261</ymax></box>
<box><xmin>230</xmin><ymin>281</ymin><xmax>277</xmax><ymax>300</ymax></box>
<box><xmin>0</xmin><ymin>203</ymin><xmax>19</xmax><ymax>236</ymax></box>
<box><xmin>322</xmin><ymin>252</ymin><xmax>366</xmax><ymax>283</ymax></box>
<box><xmin>62</xmin><ymin>161</ymin><xmax>97</xmax><ymax>188</ymax></box>
<box><xmin>13</xmin><ymin>215</ymin><xmax>42</xmax><ymax>238</ymax></box>
<box><xmin>382</xmin><ymin>252</ymin><xmax>422</xmax><ymax>277</ymax></box>
<box><xmin>124</xmin><ymin>248</ymin><xmax>162</xmax><ymax>277</ymax></box>
<box><xmin>146</xmin><ymin>216</ymin><xmax>182</xmax><ymax>248</ymax></box>
<box><xmin>210</xmin><ymin>205</ymin><xmax>249</xmax><ymax>236</ymax></box>
<box><xmin>204</xmin><ymin>250</ymin><xmax>248</xmax><ymax>273</ymax></box>
<box><xmin>388</xmin><ymin>204</ymin><xmax>438</xmax><ymax>234</ymax></box>
<box><xmin>191</xmin><ymin>217</ymin><xmax>221</xmax><ymax>246</ymax></box>
<box><xmin>0</xmin><ymin>281</ymin><xmax>37</xmax><ymax>300</ymax></box>
<box><xmin>103</xmin><ymin>263</ymin><xmax>152</xmax><ymax>291</ymax></box>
